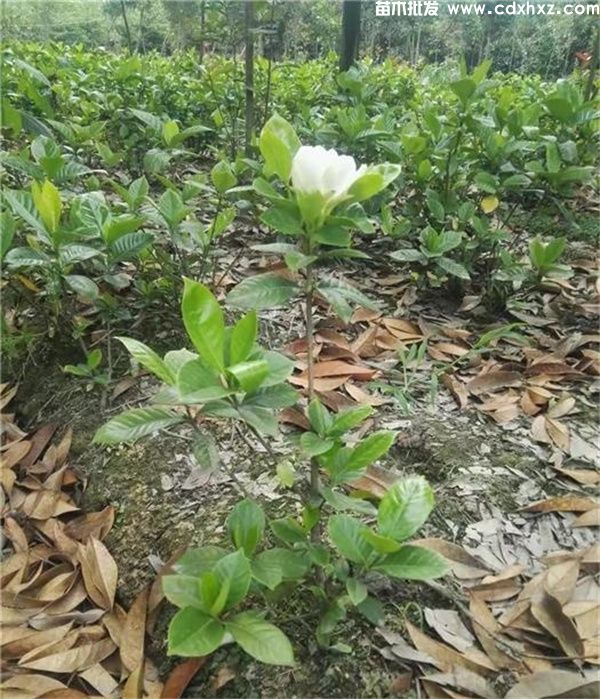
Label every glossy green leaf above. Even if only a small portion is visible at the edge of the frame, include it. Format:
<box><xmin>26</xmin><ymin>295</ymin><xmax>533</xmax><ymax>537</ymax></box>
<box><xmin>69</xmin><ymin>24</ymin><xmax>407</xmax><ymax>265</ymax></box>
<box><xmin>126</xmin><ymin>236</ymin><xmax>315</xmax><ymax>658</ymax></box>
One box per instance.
<box><xmin>167</xmin><ymin>608</ymin><xmax>225</xmax><ymax>656</ymax></box>
<box><xmin>227</xmin><ymin>499</ymin><xmax>265</xmax><ymax>557</ymax></box>
<box><xmin>327</xmin><ymin>515</ymin><xmax>377</xmax><ymax>567</ymax></box>
<box><xmin>118</xmin><ymin>336</ymin><xmax>175</xmax><ymax>385</ymax></box>
<box><xmin>93</xmin><ymin>407</ymin><xmax>182</xmax><ymax>444</ymax></box>
<box><xmin>259</xmin><ymin>113</ymin><xmax>301</xmax><ymax>182</ymax></box>
<box><xmin>377</xmin><ymin>476</ymin><xmax>435</xmax><ymax>542</ymax></box>
<box><xmin>229</xmin><ymin>311</ymin><xmax>257</xmax><ymax>365</ymax></box>
<box><xmin>226</xmin><ymin>612</ymin><xmax>295</xmax><ymax>666</ymax></box>
<box><xmin>182</xmin><ymin>278</ymin><xmax>225</xmax><ymax>372</ymax></box>
<box><xmin>373</xmin><ymin>544</ymin><xmax>449</xmax><ymax>580</ymax></box>
<box><xmin>226</xmin><ymin>273</ymin><xmax>299</xmax><ymax>310</ymax></box>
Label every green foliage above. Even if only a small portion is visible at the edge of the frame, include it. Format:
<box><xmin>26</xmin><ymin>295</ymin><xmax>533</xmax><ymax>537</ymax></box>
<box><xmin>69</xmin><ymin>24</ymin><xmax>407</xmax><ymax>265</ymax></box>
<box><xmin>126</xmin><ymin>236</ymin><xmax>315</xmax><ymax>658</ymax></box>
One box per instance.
<box><xmin>94</xmin><ymin>280</ymin><xmax>296</xmax><ymax>443</ymax></box>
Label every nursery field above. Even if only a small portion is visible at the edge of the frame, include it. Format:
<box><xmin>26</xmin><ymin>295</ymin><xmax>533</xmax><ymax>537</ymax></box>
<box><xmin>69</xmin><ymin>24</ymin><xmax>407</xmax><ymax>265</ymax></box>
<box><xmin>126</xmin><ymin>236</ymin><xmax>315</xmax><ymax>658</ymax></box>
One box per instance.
<box><xmin>1</xmin><ymin>38</ymin><xmax>599</xmax><ymax>699</ymax></box>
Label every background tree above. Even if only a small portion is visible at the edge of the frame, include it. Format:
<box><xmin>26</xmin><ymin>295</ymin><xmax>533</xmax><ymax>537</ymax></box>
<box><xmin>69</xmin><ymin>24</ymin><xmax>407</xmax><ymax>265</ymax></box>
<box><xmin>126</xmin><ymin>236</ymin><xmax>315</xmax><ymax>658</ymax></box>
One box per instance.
<box><xmin>339</xmin><ymin>0</ymin><xmax>361</xmax><ymax>71</ymax></box>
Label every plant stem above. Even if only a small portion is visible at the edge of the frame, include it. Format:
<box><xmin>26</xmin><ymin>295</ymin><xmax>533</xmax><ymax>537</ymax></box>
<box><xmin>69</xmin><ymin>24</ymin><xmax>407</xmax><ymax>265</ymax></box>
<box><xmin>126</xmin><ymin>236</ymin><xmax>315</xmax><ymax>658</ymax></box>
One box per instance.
<box><xmin>304</xmin><ymin>264</ymin><xmax>319</xmax><ymax>498</ymax></box>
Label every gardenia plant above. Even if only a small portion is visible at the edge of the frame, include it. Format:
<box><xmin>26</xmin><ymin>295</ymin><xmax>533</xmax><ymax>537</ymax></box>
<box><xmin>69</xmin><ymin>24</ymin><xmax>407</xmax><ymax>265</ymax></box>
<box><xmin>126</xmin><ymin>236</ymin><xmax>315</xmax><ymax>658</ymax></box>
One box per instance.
<box><xmin>94</xmin><ymin>116</ymin><xmax>449</xmax><ymax>667</ymax></box>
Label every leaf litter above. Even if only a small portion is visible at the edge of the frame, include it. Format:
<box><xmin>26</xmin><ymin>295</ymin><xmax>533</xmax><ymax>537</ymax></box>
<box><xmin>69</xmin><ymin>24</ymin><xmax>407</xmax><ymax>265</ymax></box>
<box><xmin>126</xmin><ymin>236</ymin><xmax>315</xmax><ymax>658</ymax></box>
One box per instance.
<box><xmin>0</xmin><ymin>384</ymin><xmax>206</xmax><ymax>698</ymax></box>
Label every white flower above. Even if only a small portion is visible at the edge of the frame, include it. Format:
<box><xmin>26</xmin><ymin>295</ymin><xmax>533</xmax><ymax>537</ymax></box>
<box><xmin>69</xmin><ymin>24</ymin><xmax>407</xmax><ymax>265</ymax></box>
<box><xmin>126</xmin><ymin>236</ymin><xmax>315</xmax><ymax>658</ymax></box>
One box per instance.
<box><xmin>291</xmin><ymin>145</ymin><xmax>367</xmax><ymax>199</ymax></box>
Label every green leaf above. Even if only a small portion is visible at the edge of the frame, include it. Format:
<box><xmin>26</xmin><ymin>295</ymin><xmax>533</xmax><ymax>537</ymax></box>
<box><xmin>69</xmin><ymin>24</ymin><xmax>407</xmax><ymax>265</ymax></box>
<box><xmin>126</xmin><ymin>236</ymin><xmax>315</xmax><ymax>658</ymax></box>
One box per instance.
<box><xmin>31</xmin><ymin>179</ymin><xmax>61</xmax><ymax>233</ymax></box>
<box><xmin>300</xmin><ymin>432</ymin><xmax>334</xmax><ymax>457</ymax></box>
<box><xmin>167</xmin><ymin>608</ymin><xmax>225</xmax><ymax>656</ymax></box>
<box><xmin>118</xmin><ymin>337</ymin><xmax>175</xmax><ymax>385</ymax></box>
<box><xmin>329</xmin><ymin>405</ymin><xmax>373</xmax><ymax>437</ymax></box>
<box><xmin>158</xmin><ymin>189</ymin><xmax>188</xmax><ymax>228</ymax></box>
<box><xmin>93</xmin><ymin>407</ymin><xmax>182</xmax><ymax>444</ymax></box>
<box><xmin>251</xmin><ymin>552</ymin><xmax>283</xmax><ymax>590</ymax></box>
<box><xmin>177</xmin><ymin>359</ymin><xmax>230</xmax><ymax>402</ymax></box>
<box><xmin>451</xmin><ymin>78</ymin><xmax>477</xmax><ymax>105</ymax></box>
<box><xmin>162</xmin><ymin>119</ymin><xmax>180</xmax><ymax>146</ymax></box>
<box><xmin>244</xmin><ymin>384</ymin><xmax>298</xmax><ymax>409</ymax></box>
<box><xmin>378</xmin><ymin>476</ymin><xmax>435</xmax><ymax>542</ymax></box>
<box><xmin>261</xmin><ymin>206</ymin><xmax>303</xmax><ymax>236</ymax></box>
<box><xmin>211</xmin><ymin>160</ymin><xmax>237</xmax><ymax>193</ymax></box>
<box><xmin>229</xmin><ymin>311</ymin><xmax>257</xmax><ymax>365</ymax></box>
<box><xmin>361</xmin><ymin>529</ymin><xmax>403</xmax><ymax>553</ymax></box>
<box><xmin>226</xmin><ymin>612</ymin><xmax>295</xmax><ymax>666</ymax></box>
<box><xmin>259</xmin><ymin>114</ymin><xmax>301</xmax><ymax>182</ymax></box>
<box><xmin>320</xmin><ymin>487</ymin><xmax>377</xmax><ymax>516</ymax></box>
<box><xmin>227</xmin><ymin>499</ymin><xmax>265</xmax><ymax>557</ymax></box>
<box><xmin>373</xmin><ymin>545</ymin><xmax>449</xmax><ymax>580</ymax></box>
<box><xmin>390</xmin><ymin>248</ymin><xmax>424</xmax><ymax>263</ymax></box>
<box><xmin>103</xmin><ymin>215</ymin><xmax>145</xmax><ymax>244</ymax></box>
<box><xmin>262</xmin><ymin>351</ymin><xmax>294</xmax><ymax>386</ymax></box>
<box><xmin>182</xmin><ymin>278</ymin><xmax>225</xmax><ymax>372</ymax></box>
<box><xmin>175</xmin><ymin>546</ymin><xmax>227</xmax><ymax>576</ymax></box>
<box><xmin>0</xmin><ymin>212</ymin><xmax>15</xmax><ymax>260</ymax></box>
<box><xmin>546</xmin><ymin>142</ymin><xmax>561</xmax><ymax>174</ymax></box>
<box><xmin>227</xmin><ymin>360</ymin><xmax>268</xmax><ymax>394</ymax></box>
<box><xmin>163</xmin><ymin>574</ymin><xmax>203</xmax><ymax>609</ymax></box>
<box><xmin>348</xmin><ymin>163</ymin><xmax>401</xmax><ymax>202</ymax></box>
<box><xmin>65</xmin><ymin>275</ymin><xmax>99</xmax><ymax>301</ymax></box>
<box><xmin>237</xmin><ymin>405</ymin><xmax>279</xmax><ymax>436</ymax></box>
<box><xmin>109</xmin><ymin>231</ymin><xmax>153</xmax><ymax>261</ymax></box>
<box><xmin>270</xmin><ymin>517</ymin><xmax>307</xmax><ymax>544</ymax></box>
<box><xmin>284</xmin><ymin>250</ymin><xmax>317</xmax><ymax>271</ymax></box>
<box><xmin>58</xmin><ymin>244</ymin><xmax>100</xmax><ymax>265</ymax></box>
<box><xmin>346</xmin><ymin>578</ymin><xmax>368</xmax><ymax>606</ymax></box>
<box><xmin>545</xmin><ymin>97</ymin><xmax>574</xmax><ymax>123</ymax></box>
<box><xmin>254</xmin><ymin>548</ymin><xmax>309</xmax><ymax>581</ymax></box>
<box><xmin>327</xmin><ymin>515</ymin><xmax>377</xmax><ymax>567</ymax></box>
<box><xmin>357</xmin><ymin>595</ymin><xmax>385</xmax><ymax>624</ymax></box>
<box><xmin>436</xmin><ymin>257</ymin><xmax>470</xmax><ymax>280</ymax></box>
<box><xmin>307</xmin><ymin>398</ymin><xmax>331</xmax><ymax>436</ymax></box>
<box><xmin>341</xmin><ymin>431</ymin><xmax>396</xmax><ymax>479</ymax></box>
<box><xmin>191</xmin><ymin>430</ymin><xmax>221</xmax><ymax>471</ymax></box>
<box><xmin>4</xmin><ymin>247</ymin><xmax>49</xmax><ymax>268</ymax></box>
<box><xmin>209</xmin><ymin>549</ymin><xmax>252</xmax><ymax>611</ymax></box>
<box><xmin>226</xmin><ymin>273</ymin><xmax>299</xmax><ymax>310</ymax></box>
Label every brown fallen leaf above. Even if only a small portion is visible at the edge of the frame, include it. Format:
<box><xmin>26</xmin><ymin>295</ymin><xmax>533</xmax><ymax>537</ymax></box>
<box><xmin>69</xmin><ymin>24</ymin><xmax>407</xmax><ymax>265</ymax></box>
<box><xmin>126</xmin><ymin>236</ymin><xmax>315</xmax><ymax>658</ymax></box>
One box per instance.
<box><xmin>441</xmin><ymin>374</ymin><xmax>469</xmax><ymax>409</ymax></box>
<box><xmin>210</xmin><ymin>665</ymin><xmax>237</xmax><ymax>692</ymax></box>
<box><xmin>468</xmin><ymin>594</ymin><xmax>524</xmax><ymax>671</ymax></box>
<box><xmin>389</xmin><ymin>670</ymin><xmax>412</xmax><ymax>695</ymax></box>
<box><xmin>349</xmin><ymin>463</ymin><xmax>396</xmax><ymax>499</ymax></box>
<box><xmin>80</xmin><ymin>662</ymin><xmax>120</xmax><ymax>696</ymax></box>
<box><xmin>522</xmin><ymin>496</ymin><xmax>598</xmax><ymax>514</ymax></box>
<box><xmin>160</xmin><ymin>657</ymin><xmax>208</xmax><ymax>699</ymax></box>
<box><xmin>544</xmin><ymin>559</ymin><xmax>580</xmax><ymax>604</ymax></box>
<box><xmin>412</xmin><ymin>539</ymin><xmax>491</xmax><ymax>580</ymax></box>
<box><xmin>467</xmin><ymin>371</ymin><xmax>522</xmax><ymax>396</ymax></box>
<box><xmin>405</xmin><ymin>621</ymin><xmax>495</xmax><ymax>676</ymax></box>
<box><xmin>505</xmin><ymin>669</ymin><xmax>600</xmax><ymax>698</ymax></box>
<box><xmin>78</xmin><ymin>538</ymin><xmax>118</xmax><ymax>610</ymax></box>
<box><xmin>123</xmin><ymin>662</ymin><xmax>145</xmax><ymax>698</ymax></box>
<box><xmin>530</xmin><ymin>589</ymin><xmax>584</xmax><ymax>658</ymax></box>
<box><xmin>18</xmin><ymin>637</ymin><xmax>116</xmax><ymax>673</ymax></box>
<box><xmin>545</xmin><ymin>417</ymin><xmax>570</xmax><ymax>451</ymax></box>
<box><xmin>20</xmin><ymin>424</ymin><xmax>58</xmax><ymax>469</ymax></box>
<box><xmin>120</xmin><ymin>587</ymin><xmax>149</xmax><ymax>674</ymax></box>
<box><xmin>552</xmin><ymin>466</ymin><xmax>600</xmax><ymax>486</ymax></box>
<box><xmin>572</xmin><ymin>508</ymin><xmax>600</xmax><ymax>528</ymax></box>
<box><xmin>424</xmin><ymin>608</ymin><xmax>475</xmax><ymax>652</ymax></box>
<box><xmin>64</xmin><ymin>507</ymin><xmax>115</xmax><ymax>542</ymax></box>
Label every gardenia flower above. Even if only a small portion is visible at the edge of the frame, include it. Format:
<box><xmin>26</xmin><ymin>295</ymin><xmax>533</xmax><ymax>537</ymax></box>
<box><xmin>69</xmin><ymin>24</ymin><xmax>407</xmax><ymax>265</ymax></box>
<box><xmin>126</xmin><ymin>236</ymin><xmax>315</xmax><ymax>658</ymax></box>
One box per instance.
<box><xmin>291</xmin><ymin>145</ymin><xmax>367</xmax><ymax>200</ymax></box>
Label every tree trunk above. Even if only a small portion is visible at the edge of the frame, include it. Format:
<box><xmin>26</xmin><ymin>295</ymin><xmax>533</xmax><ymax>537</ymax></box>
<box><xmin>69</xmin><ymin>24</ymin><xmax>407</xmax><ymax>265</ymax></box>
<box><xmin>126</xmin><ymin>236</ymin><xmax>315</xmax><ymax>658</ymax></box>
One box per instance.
<box><xmin>244</xmin><ymin>0</ymin><xmax>255</xmax><ymax>156</ymax></box>
<box><xmin>199</xmin><ymin>0</ymin><xmax>206</xmax><ymax>64</ymax></box>
<box><xmin>120</xmin><ymin>0</ymin><xmax>133</xmax><ymax>53</ymax></box>
<box><xmin>340</xmin><ymin>0</ymin><xmax>361</xmax><ymax>72</ymax></box>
